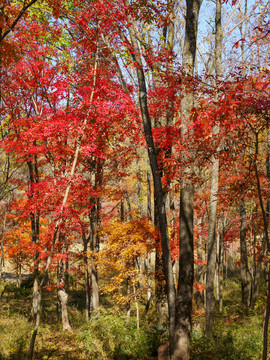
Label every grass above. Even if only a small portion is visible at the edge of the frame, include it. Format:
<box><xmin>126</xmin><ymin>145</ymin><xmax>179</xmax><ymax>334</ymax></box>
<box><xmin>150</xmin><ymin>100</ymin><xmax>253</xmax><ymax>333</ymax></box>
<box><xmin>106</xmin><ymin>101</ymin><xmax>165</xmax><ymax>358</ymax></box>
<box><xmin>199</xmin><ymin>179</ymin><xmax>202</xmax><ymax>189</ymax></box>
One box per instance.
<box><xmin>0</xmin><ymin>276</ymin><xmax>268</xmax><ymax>360</ymax></box>
<box><xmin>0</xmin><ymin>281</ymin><xmax>157</xmax><ymax>359</ymax></box>
<box><xmin>0</xmin><ymin>282</ymin><xmax>88</xmax><ymax>359</ymax></box>
<box><xmin>191</xmin><ymin>278</ymin><xmax>265</xmax><ymax>360</ymax></box>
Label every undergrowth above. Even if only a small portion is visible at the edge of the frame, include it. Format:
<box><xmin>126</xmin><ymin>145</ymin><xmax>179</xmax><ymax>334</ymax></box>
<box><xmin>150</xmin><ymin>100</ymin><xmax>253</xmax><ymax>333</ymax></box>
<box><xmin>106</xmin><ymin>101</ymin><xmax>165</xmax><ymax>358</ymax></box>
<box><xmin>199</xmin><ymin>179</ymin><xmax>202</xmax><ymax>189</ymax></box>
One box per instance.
<box><xmin>0</xmin><ymin>277</ymin><xmax>267</xmax><ymax>360</ymax></box>
<box><xmin>79</xmin><ymin>307</ymin><xmax>157</xmax><ymax>360</ymax></box>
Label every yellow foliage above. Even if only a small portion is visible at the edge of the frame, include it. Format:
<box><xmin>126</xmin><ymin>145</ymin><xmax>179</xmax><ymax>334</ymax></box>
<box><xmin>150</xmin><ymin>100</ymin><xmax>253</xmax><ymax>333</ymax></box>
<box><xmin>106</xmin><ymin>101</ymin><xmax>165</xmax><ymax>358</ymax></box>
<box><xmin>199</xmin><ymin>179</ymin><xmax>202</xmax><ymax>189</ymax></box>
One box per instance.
<box><xmin>97</xmin><ymin>217</ymin><xmax>156</xmax><ymax>304</ymax></box>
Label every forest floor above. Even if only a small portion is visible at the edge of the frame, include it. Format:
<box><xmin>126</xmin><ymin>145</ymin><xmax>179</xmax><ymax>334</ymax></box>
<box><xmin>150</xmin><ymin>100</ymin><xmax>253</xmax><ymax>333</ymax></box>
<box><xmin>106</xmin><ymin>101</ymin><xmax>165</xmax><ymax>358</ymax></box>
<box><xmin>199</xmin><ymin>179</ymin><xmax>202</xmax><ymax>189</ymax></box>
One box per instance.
<box><xmin>0</xmin><ymin>274</ymin><xmax>267</xmax><ymax>360</ymax></box>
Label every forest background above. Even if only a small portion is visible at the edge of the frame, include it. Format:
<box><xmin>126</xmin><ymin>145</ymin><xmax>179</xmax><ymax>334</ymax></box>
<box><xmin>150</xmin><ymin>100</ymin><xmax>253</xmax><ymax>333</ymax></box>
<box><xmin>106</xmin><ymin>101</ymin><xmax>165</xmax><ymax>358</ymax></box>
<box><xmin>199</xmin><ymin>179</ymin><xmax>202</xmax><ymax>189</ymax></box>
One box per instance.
<box><xmin>0</xmin><ymin>0</ymin><xmax>269</xmax><ymax>359</ymax></box>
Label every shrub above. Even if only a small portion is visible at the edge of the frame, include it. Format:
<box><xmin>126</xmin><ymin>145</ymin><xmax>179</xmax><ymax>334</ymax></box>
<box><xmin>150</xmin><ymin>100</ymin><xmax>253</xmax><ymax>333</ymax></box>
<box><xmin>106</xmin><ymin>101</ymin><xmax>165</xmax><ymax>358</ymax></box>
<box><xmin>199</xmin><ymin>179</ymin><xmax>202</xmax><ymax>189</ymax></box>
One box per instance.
<box><xmin>79</xmin><ymin>307</ymin><xmax>156</xmax><ymax>360</ymax></box>
<box><xmin>191</xmin><ymin>323</ymin><xmax>262</xmax><ymax>360</ymax></box>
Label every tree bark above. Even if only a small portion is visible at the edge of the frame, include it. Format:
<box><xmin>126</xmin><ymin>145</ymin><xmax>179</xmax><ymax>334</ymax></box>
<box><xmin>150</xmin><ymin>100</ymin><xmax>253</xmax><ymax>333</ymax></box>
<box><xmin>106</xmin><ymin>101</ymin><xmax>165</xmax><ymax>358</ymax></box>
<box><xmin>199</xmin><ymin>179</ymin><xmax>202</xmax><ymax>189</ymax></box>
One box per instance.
<box><xmin>239</xmin><ymin>201</ymin><xmax>251</xmax><ymax>308</ymax></box>
<box><xmin>27</xmin><ymin>160</ymin><xmax>41</xmax><ymax>323</ymax></box>
<box><xmin>155</xmin><ymin>246</ymin><xmax>169</xmax><ymax>328</ymax></box>
<box><xmin>57</xmin><ymin>240</ymin><xmax>72</xmax><ymax>332</ymax></box>
<box><xmin>82</xmin><ymin>231</ymin><xmax>91</xmax><ymax>320</ymax></box>
<box><xmin>250</xmin><ymin>232</ymin><xmax>262</xmax><ymax>308</ymax></box>
<box><xmin>205</xmin><ymin>0</ymin><xmax>222</xmax><ymax>335</ymax></box>
<box><xmin>0</xmin><ymin>204</ymin><xmax>8</xmax><ymax>281</ymax></box>
<box><xmin>253</xmin><ymin>132</ymin><xmax>270</xmax><ymax>360</ymax></box>
<box><xmin>218</xmin><ymin>223</ymin><xmax>224</xmax><ymax>312</ymax></box>
<box><xmin>147</xmin><ymin>160</ymin><xmax>152</xmax><ymax>220</ymax></box>
<box><xmin>89</xmin><ymin>161</ymin><xmax>102</xmax><ymax>312</ymax></box>
<box><xmin>172</xmin><ymin>0</ymin><xmax>201</xmax><ymax>357</ymax></box>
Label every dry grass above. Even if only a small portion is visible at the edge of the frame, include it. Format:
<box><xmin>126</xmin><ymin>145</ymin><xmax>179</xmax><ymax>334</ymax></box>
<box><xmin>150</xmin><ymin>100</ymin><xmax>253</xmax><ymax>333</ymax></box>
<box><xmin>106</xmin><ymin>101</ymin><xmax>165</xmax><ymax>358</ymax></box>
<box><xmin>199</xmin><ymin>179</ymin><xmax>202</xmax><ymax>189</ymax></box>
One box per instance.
<box><xmin>0</xmin><ymin>281</ymin><xmax>88</xmax><ymax>360</ymax></box>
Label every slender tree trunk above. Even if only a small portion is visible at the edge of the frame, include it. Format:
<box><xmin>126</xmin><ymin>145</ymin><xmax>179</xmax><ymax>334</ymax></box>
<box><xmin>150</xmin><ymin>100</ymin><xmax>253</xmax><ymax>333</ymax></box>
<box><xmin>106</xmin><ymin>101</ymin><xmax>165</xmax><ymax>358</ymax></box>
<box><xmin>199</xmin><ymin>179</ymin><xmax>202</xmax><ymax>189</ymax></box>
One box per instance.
<box><xmin>146</xmin><ymin>163</ymin><xmax>153</xmax><ymax>303</ymax></box>
<box><xmin>263</xmin><ymin>269</ymin><xmax>270</xmax><ymax>360</ymax></box>
<box><xmin>82</xmin><ymin>233</ymin><xmax>91</xmax><ymax>320</ymax></box>
<box><xmin>152</xmin><ymin>16</ymin><xmax>175</xmax><ymax>330</ymax></box>
<box><xmin>205</xmin><ymin>0</ymin><xmax>222</xmax><ymax>335</ymax></box>
<box><xmin>89</xmin><ymin>162</ymin><xmax>102</xmax><ymax>311</ymax></box>
<box><xmin>196</xmin><ymin>232</ymin><xmax>205</xmax><ymax>307</ymax></box>
<box><xmin>90</xmin><ymin>208</ymin><xmax>100</xmax><ymax>311</ymax></box>
<box><xmin>0</xmin><ymin>205</ymin><xmax>8</xmax><ymax>281</ymax></box>
<box><xmin>250</xmin><ymin>232</ymin><xmax>262</xmax><ymax>308</ymax></box>
<box><xmin>29</xmin><ymin>290</ymin><xmax>41</xmax><ymax>360</ymax></box>
<box><xmin>240</xmin><ymin>201</ymin><xmax>251</xmax><ymax>308</ymax></box>
<box><xmin>253</xmin><ymin>132</ymin><xmax>270</xmax><ymax>360</ymax></box>
<box><xmin>126</xmin><ymin>278</ymin><xmax>131</xmax><ymax>321</ymax></box>
<box><xmin>57</xmin><ymin>239</ymin><xmax>72</xmax><ymax>332</ymax></box>
<box><xmin>155</xmin><ymin>249</ymin><xmax>168</xmax><ymax>327</ymax></box>
<box><xmin>262</xmin><ymin>125</ymin><xmax>270</xmax><ymax>360</ymax></box>
<box><xmin>215</xmin><ymin>230</ymin><xmax>220</xmax><ymax>301</ymax></box>
<box><xmin>133</xmin><ymin>284</ymin><xmax>140</xmax><ymax>330</ymax></box>
<box><xmin>27</xmin><ymin>160</ymin><xmax>41</xmax><ymax>323</ymax></box>
<box><xmin>147</xmin><ymin>160</ymin><xmax>152</xmax><ymax>220</ymax></box>
<box><xmin>154</xmin><ymin>193</ymin><xmax>169</xmax><ymax>327</ymax></box>
<box><xmin>205</xmin><ymin>192</ymin><xmax>218</xmax><ymax>334</ymax></box>
<box><xmin>127</xmin><ymin>18</ymin><xmax>176</xmax><ymax>346</ymax></box>
<box><xmin>218</xmin><ymin>224</ymin><xmax>224</xmax><ymax>312</ymax></box>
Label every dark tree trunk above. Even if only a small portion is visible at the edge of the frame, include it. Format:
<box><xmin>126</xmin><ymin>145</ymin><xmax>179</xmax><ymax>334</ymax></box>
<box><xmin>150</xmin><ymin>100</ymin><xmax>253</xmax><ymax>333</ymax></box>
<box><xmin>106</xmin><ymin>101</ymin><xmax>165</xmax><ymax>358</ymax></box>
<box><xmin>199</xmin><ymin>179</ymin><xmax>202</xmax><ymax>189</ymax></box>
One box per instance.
<box><xmin>147</xmin><ymin>161</ymin><xmax>152</xmax><ymax>220</ymax></box>
<box><xmin>154</xmin><ymin>187</ymin><xmax>169</xmax><ymax>327</ymax></box>
<box><xmin>27</xmin><ymin>160</ymin><xmax>41</xmax><ymax>323</ymax></box>
<box><xmin>127</xmin><ymin>18</ymin><xmax>176</xmax><ymax>346</ymax></box>
<box><xmin>172</xmin><ymin>0</ymin><xmax>201</xmax><ymax>357</ymax></box>
<box><xmin>155</xmin><ymin>246</ymin><xmax>168</xmax><ymax>328</ymax></box>
<box><xmin>90</xmin><ymin>203</ymin><xmax>100</xmax><ymax>312</ymax></box>
<box><xmin>173</xmin><ymin>184</ymin><xmax>194</xmax><ymax>360</ymax></box>
<box><xmin>254</xmin><ymin>132</ymin><xmax>270</xmax><ymax>360</ymax></box>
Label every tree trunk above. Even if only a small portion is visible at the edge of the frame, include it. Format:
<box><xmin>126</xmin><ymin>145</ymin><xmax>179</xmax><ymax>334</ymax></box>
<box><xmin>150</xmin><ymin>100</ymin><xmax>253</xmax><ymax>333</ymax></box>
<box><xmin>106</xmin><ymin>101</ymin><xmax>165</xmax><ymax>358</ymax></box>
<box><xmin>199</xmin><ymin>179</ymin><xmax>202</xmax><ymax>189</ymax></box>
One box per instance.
<box><xmin>0</xmin><ymin>206</ymin><xmax>8</xmax><ymax>281</ymax></box>
<box><xmin>218</xmin><ymin>224</ymin><xmax>224</xmax><ymax>312</ymax></box>
<box><xmin>154</xmin><ymin>190</ymin><xmax>169</xmax><ymax>327</ymax></box>
<box><xmin>57</xmin><ymin>256</ymin><xmax>72</xmax><ymax>332</ymax></box>
<box><xmin>58</xmin><ymin>287</ymin><xmax>72</xmax><ymax>332</ymax></box>
<box><xmin>205</xmin><ymin>181</ymin><xmax>218</xmax><ymax>333</ymax></box>
<box><xmin>205</xmin><ymin>0</ymin><xmax>222</xmax><ymax>335</ymax></box>
<box><xmin>254</xmin><ymin>132</ymin><xmax>270</xmax><ymax>360</ymax></box>
<box><xmin>239</xmin><ymin>201</ymin><xmax>251</xmax><ymax>308</ymax></box>
<box><xmin>90</xmin><ymin>196</ymin><xmax>101</xmax><ymax>311</ymax></box>
<box><xmin>147</xmin><ymin>160</ymin><xmax>152</xmax><ymax>220</ymax></box>
<box><xmin>127</xmin><ymin>17</ymin><xmax>176</xmax><ymax>346</ymax></box>
<box><xmin>27</xmin><ymin>160</ymin><xmax>41</xmax><ymax>323</ymax></box>
<box><xmin>82</xmin><ymin>232</ymin><xmax>90</xmax><ymax>320</ymax></box>
<box><xmin>155</xmin><ymin>248</ymin><xmax>169</xmax><ymax>328</ymax></box>
<box><xmin>57</xmin><ymin>238</ymin><xmax>72</xmax><ymax>332</ymax></box>
<box><xmin>215</xmin><ymin>230</ymin><xmax>220</xmax><ymax>301</ymax></box>
<box><xmin>89</xmin><ymin>161</ymin><xmax>103</xmax><ymax>312</ymax></box>
<box><xmin>29</xmin><ymin>289</ymin><xmax>41</xmax><ymax>360</ymax></box>
<box><xmin>250</xmin><ymin>233</ymin><xmax>262</xmax><ymax>308</ymax></box>
<box><xmin>152</xmin><ymin>16</ymin><xmax>175</xmax><ymax>330</ymax></box>
<box><xmin>134</xmin><ymin>284</ymin><xmax>140</xmax><ymax>330</ymax></box>
<box><xmin>172</xmin><ymin>0</ymin><xmax>201</xmax><ymax>357</ymax></box>
<box><xmin>173</xmin><ymin>184</ymin><xmax>194</xmax><ymax>360</ymax></box>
